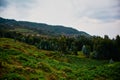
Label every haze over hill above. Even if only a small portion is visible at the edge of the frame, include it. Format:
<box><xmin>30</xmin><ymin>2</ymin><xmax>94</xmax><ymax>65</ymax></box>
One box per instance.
<box><xmin>0</xmin><ymin>17</ymin><xmax>90</xmax><ymax>37</ymax></box>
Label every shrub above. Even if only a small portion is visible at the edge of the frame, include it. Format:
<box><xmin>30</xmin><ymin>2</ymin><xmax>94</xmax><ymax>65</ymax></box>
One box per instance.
<box><xmin>1</xmin><ymin>73</ymin><xmax>25</xmax><ymax>80</ymax></box>
<box><xmin>61</xmin><ymin>67</ymin><xmax>72</xmax><ymax>73</ymax></box>
<box><xmin>37</xmin><ymin>62</ymin><xmax>52</xmax><ymax>72</ymax></box>
<box><xmin>46</xmin><ymin>73</ymin><xmax>58</xmax><ymax>80</ymax></box>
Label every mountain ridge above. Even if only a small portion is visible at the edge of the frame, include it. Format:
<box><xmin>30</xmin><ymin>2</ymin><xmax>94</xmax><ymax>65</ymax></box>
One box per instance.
<box><xmin>0</xmin><ymin>17</ymin><xmax>90</xmax><ymax>37</ymax></box>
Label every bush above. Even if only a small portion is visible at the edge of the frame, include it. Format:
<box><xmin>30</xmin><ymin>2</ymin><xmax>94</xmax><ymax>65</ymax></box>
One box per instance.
<box><xmin>46</xmin><ymin>73</ymin><xmax>58</xmax><ymax>80</ymax></box>
<box><xmin>37</xmin><ymin>62</ymin><xmax>52</xmax><ymax>72</ymax></box>
<box><xmin>61</xmin><ymin>67</ymin><xmax>72</xmax><ymax>73</ymax></box>
<box><xmin>1</xmin><ymin>73</ymin><xmax>25</xmax><ymax>80</ymax></box>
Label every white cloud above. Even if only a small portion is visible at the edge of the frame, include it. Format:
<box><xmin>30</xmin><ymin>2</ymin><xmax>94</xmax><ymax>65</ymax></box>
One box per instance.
<box><xmin>0</xmin><ymin>0</ymin><xmax>120</xmax><ymax>38</ymax></box>
<box><xmin>74</xmin><ymin>17</ymin><xmax>120</xmax><ymax>38</ymax></box>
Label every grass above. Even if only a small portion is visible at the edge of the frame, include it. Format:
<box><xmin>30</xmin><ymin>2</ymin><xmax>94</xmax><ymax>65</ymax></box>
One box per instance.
<box><xmin>10</xmin><ymin>28</ymin><xmax>38</xmax><ymax>34</ymax></box>
<box><xmin>0</xmin><ymin>38</ymin><xmax>120</xmax><ymax>80</ymax></box>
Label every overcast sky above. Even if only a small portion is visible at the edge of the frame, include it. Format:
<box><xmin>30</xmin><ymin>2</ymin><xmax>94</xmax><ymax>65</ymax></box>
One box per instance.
<box><xmin>0</xmin><ymin>0</ymin><xmax>120</xmax><ymax>38</ymax></box>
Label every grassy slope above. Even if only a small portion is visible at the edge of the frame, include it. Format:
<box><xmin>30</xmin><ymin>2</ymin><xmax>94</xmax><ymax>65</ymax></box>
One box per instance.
<box><xmin>9</xmin><ymin>28</ymin><xmax>38</xmax><ymax>35</ymax></box>
<box><xmin>0</xmin><ymin>38</ymin><xmax>120</xmax><ymax>80</ymax></box>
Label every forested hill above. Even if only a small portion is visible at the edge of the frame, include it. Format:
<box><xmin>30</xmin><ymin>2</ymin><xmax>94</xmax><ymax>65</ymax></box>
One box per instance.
<box><xmin>0</xmin><ymin>17</ymin><xmax>90</xmax><ymax>37</ymax></box>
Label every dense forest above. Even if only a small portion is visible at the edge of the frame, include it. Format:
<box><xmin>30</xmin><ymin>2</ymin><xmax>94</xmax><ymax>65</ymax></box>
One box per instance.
<box><xmin>0</xmin><ymin>25</ymin><xmax>120</xmax><ymax>61</ymax></box>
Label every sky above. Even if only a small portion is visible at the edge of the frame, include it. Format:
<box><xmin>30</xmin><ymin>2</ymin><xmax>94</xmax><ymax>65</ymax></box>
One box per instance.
<box><xmin>0</xmin><ymin>0</ymin><xmax>120</xmax><ymax>38</ymax></box>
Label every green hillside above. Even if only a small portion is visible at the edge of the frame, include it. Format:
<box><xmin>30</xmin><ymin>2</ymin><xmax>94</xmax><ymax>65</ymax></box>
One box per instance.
<box><xmin>0</xmin><ymin>17</ymin><xmax>90</xmax><ymax>37</ymax></box>
<box><xmin>0</xmin><ymin>38</ymin><xmax>120</xmax><ymax>80</ymax></box>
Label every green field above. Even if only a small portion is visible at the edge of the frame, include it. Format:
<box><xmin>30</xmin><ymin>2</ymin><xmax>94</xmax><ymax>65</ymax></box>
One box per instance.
<box><xmin>10</xmin><ymin>28</ymin><xmax>38</xmax><ymax>34</ymax></box>
<box><xmin>0</xmin><ymin>38</ymin><xmax>120</xmax><ymax>80</ymax></box>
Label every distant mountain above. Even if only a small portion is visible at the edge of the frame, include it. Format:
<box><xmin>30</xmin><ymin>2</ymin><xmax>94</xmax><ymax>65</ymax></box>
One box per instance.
<box><xmin>0</xmin><ymin>17</ymin><xmax>90</xmax><ymax>37</ymax></box>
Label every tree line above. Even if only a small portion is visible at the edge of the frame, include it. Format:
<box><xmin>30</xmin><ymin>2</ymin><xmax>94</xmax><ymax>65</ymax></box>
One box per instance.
<box><xmin>0</xmin><ymin>30</ymin><xmax>120</xmax><ymax>61</ymax></box>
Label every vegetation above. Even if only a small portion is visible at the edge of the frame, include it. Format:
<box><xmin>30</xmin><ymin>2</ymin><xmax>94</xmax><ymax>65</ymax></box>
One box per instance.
<box><xmin>0</xmin><ymin>17</ymin><xmax>120</xmax><ymax>80</ymax></box>
<box><xmin>0</xmin><ymin>17</ymin><xmax>89</xmax><ymax>37</ymax></box>
<box><xmin>0</xmin><ymin>30</ymin><xmax>120</xmax><ymax>61</ymax></box>
<box><xmin>82</xmin><ymin>45</ymin><xmax>90</xmax><ymax>58</ymax></box>
<box><xmin>0</xmin><ymin>38</ymin><xmax>120</xmax><ymax>80</ymax></box>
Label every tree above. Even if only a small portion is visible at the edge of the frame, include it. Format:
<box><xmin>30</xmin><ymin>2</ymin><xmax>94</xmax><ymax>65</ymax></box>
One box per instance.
<box><xmin>82</xmin><ymin>45</ymin><xmax>90</xmax><ymax>58</ymax></box>
<box><xmin>114</xmin><ymin>35</ymin><xmax>120</xmax><ymax>61</ymax></box>
<box><xmin>71</xmin><ymin>41</ymin><xmax>78</xmax><ymax>55</ymax></box>
<box><xmin>92</xmin><ymin>35</ymin><xmax>119</xmax><ymax>60</ymax></box>
<box><xmin>58</xmin><ymin>35</ymin><xmax>68</xmax><ymax>54</ymax></box>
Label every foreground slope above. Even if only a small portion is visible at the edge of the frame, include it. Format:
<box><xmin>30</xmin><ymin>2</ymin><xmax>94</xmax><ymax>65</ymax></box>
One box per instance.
<box><xmin>0</xmin><ymin>38</ymin><xmax>120</xmax><ymax>80</ymax></box>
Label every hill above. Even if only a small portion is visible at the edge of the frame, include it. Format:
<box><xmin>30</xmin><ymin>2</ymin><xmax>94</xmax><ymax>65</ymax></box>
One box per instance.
<box><xmin>0</xmin><ymin>17</ymin><xmax>90</xmax><ymax>37</ymax></box>
<box><xmin>0</xmin><ymin>38</ymin><xmax>120</xmax><ymax>80</ymax></box>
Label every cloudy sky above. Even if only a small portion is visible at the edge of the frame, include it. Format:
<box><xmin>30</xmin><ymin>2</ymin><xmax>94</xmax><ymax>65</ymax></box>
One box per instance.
<box><xmin>0</xmin><ymin>0</ymin><xmax>120</xmax><ymax>38</ymax></box>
